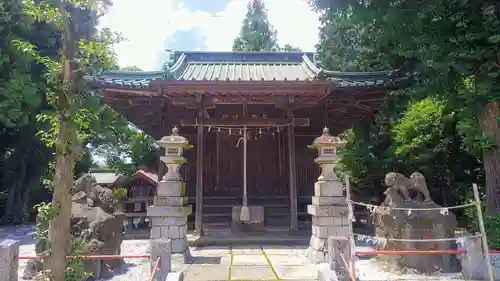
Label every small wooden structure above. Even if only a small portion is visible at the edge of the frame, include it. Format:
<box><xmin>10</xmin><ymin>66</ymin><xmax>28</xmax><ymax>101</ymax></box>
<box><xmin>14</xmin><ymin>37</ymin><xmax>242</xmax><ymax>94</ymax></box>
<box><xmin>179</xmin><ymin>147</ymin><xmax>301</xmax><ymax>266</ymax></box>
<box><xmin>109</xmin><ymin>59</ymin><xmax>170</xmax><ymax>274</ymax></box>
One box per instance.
<box><xmin>89</xmin><ymin>51</ymin><xmax>406</xmax><ymax>233</ymax></box>
<box><xmin>120</xmin><ymin>169</ymin><xmax>158</xmax><ymax>228</ymax></box>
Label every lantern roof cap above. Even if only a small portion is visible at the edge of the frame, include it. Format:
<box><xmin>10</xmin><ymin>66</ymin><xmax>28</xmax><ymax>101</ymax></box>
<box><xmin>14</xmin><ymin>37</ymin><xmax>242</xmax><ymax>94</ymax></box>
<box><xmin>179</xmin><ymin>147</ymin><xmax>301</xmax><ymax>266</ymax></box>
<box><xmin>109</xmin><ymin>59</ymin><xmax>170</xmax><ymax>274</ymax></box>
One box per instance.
<box><xmin>309</xmin><ymin>127</ymin><xmax>346</xmax><ymax>148</ymax></box>
<box><xmin>157</xmin><ymin>126</ymin><xmax>191</xmax><ymax>148</ymax></box>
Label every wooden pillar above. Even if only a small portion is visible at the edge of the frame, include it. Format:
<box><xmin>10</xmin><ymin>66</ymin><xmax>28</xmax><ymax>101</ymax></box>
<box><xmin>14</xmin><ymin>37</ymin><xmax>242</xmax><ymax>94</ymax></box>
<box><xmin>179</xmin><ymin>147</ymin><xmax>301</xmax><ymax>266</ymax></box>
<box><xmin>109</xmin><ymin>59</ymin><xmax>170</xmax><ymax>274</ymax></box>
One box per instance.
<box><xmin>287</xmin><ymin>120</ymin><xmax>298</xmax><ymax>231</ymax></box>
<box><xmin>194</xmin><ymin>111</ymin><xmax>204</xmax><ymax>236</ymax></box>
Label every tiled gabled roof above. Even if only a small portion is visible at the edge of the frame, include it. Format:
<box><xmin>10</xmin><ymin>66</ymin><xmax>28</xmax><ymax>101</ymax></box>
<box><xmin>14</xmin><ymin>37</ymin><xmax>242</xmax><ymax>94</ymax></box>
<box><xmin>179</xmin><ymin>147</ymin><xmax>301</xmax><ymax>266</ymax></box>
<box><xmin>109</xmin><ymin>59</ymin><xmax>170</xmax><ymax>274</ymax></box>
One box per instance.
<box><xmin>168</xmin><ymin>51</ymin><xmax>319</xmax><ymax>81</ymax></box>
<box><xmin>89</xmin><ymin>51</ymin><xmax>398</xmax><ymax>89</ymax></box>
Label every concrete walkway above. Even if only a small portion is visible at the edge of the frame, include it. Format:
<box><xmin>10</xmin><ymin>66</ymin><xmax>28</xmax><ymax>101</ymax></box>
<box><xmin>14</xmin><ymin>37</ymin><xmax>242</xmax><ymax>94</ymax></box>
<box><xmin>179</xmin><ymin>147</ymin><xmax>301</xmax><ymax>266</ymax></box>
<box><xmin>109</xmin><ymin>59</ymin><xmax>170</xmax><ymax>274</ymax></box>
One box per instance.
<box><xmin>173</xmin><ymin>245</ymin><xmax>317</xmax><ymax>281</ymax></box>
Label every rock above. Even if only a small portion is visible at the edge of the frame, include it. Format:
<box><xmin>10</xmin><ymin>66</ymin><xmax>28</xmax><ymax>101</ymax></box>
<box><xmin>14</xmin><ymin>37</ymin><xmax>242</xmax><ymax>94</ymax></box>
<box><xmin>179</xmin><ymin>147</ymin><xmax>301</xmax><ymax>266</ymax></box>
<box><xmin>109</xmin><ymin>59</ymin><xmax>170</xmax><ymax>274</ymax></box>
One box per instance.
<box><xmin>71</xmin><ymin>201</ymin><xmax>125</xmax><ymax>279</ymax></box>
<box><xmin>70</xmin><ymin>174</ymin><xmax>125</xmax><ymax>279</ymax></box>
<box><xmin>22</xmin><ymin>259</ymin><xmax>43</xmax><ymax>280</ymax></box>
<box><xmin>30</xmin><ymin>174</ymin><xmax>125</xmax><ymax>279</ymax></box>
<box><xmin>374</xmin><ymin>172</ymin><xmax>460</xmax><ymax>273</ymax></box>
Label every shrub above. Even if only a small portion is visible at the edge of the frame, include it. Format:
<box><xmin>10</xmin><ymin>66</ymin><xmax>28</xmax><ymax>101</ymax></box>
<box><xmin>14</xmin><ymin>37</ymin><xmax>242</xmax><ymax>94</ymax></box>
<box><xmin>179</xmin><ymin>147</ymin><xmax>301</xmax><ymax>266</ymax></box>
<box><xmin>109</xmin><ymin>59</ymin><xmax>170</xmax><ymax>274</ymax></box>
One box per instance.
<box><xmin>470</xmin><ymin>212</ymin><xmax>500</xmax><ymax>250</ymax></box>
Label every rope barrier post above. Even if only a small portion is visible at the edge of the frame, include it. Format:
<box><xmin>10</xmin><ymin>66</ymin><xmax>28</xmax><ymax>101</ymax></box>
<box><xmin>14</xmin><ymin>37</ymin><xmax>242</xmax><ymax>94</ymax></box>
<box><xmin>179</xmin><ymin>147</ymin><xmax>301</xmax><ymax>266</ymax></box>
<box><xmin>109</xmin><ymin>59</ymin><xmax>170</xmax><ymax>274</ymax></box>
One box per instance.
<box><xmin>344</xmin><ymin>174</ymin><xmax>356</xmax><ymax>279</ymax></box>
<box><xmin>328</xmin><ymin>236</ymin><xmax>351</xmax><ymax>281</ymax></box>
<box><xmin>150</xmin><ymin>238</ymin><xmax>172</xmax><ymax>281</ymax></box>
<box><xmin>0</xmin><ymin>239</ymin><xmax>19</xmax><ymax>281</ymax></box>
<box><xmin>472</xmin><ymin>183</ymin><xmax>495</xmax><ymax>281</ymax></box>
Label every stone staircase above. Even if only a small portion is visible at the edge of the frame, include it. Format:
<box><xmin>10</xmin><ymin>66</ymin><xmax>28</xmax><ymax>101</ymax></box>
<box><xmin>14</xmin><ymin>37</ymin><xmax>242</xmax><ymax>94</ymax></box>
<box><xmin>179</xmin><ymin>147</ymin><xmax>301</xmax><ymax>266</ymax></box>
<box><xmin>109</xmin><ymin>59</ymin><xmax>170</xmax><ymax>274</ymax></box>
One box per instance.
<box><xmin>199</xmin><ymin>196</ymin><xmax>312</xmax><ymax>231</ymax></box>
<box><xmin>201</xmin><ymin>196</ymin><xmax>289</xmax><ymax>230</ymax></box>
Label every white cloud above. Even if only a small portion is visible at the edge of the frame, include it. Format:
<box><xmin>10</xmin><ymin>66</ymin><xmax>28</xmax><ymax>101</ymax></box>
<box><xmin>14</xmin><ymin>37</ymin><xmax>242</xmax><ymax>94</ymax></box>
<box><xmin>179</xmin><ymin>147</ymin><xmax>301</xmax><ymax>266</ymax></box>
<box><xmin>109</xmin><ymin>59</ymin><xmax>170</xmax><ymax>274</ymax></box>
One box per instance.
<box><xmin>99</xmin><ymin>0</ymin><xmax>320</xmax><ymax>71</ymax></box>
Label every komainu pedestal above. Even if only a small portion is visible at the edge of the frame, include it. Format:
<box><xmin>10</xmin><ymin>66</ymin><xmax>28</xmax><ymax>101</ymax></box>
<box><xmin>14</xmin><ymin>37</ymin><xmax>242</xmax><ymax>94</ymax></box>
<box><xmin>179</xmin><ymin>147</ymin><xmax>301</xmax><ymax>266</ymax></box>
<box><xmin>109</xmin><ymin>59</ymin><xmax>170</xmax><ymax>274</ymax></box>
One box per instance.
<box><xmin>147</xmin><ymin>127</ymin><xmax>192</xmax><ymax>262</ymax></box>
<box><xmin>306</xmin><ymin>127</ymin><xmax>349</xmax><ymax>263</ymax></box>
<box><xmin>374</xmin><ymin>172</ymin><xmax>459</xmax><ymax>273</ymax></box>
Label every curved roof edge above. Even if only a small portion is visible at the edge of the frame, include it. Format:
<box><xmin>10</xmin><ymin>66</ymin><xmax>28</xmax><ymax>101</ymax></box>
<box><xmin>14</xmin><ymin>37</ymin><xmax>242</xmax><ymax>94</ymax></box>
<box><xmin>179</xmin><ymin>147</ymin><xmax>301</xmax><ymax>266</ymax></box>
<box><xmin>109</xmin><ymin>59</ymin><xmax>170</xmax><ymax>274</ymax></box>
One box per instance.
<box><xmin>89</xmin><ymin>50</ymin><xmax>405</xmax><ymax>89</ymax></box>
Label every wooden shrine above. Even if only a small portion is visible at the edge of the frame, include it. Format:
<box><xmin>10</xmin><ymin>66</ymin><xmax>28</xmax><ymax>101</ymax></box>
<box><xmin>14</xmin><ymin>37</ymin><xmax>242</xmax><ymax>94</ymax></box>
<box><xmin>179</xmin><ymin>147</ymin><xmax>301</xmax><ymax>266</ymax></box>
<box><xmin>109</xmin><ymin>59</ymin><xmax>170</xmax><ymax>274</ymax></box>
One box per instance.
<box><xmin>89</xmin><ymin>51</ymin><xmax>406</xmax><ymax>234</ymax></box>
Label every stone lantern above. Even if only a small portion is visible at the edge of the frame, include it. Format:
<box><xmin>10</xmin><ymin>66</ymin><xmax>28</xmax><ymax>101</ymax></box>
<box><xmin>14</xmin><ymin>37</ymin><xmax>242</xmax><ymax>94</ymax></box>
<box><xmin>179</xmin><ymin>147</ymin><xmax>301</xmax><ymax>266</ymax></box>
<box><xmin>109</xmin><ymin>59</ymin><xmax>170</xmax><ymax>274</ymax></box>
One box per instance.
<box><xmin>308</xmin><ymin>127</ymin><xmax>346</xmax><ymax>182</ymax></box>
<box><xmin>306</xmin><ymin>127</ymin><xmax>349</xmax><ymax>263</ymax></box>
<box><xmin>157</xmin><ymin>126</ymin><xmax>192</xmax><ymax>182</ymax></box>
<box><xmin>147</xmin><ymin>126</ymin><xmax>192</xmax><ymax>261</ymax></box>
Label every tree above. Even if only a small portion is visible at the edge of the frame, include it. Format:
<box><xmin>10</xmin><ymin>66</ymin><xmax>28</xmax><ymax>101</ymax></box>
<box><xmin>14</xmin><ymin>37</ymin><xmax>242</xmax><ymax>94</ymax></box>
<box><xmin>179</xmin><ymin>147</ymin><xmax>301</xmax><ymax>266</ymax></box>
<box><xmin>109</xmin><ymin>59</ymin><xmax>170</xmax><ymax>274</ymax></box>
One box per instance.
<box><xmin>90</xmin><ymin>117</ymin><xmax>159</xmax><ymax>176</ymax></box>
<box><xmin>281</xmin><ymin>44</ymin><xmax>301</xmax><ymax>52</ymax></box>
<box><xmin>310</xmin><ymin>0</ymin><xmax>500</xmax><ymax>213</ymax></box>
<box><xmin>16</xmin><ymin>0</ymin><xmax>116</xmax><ymax>279</ymax></box>
<box><xmin>233</xmin><ymin>0</ymin><xmax>279</xmax><ymax>51</ymax></box>
<box><xmin>0</xmin><ymin>0</ymin><xmax>62</xmax><ymax>225</ymax></box>
<box><xmin>121</xmin><ymin>65</ymin><xmax>142</xmax><ymax>71</ymax></box>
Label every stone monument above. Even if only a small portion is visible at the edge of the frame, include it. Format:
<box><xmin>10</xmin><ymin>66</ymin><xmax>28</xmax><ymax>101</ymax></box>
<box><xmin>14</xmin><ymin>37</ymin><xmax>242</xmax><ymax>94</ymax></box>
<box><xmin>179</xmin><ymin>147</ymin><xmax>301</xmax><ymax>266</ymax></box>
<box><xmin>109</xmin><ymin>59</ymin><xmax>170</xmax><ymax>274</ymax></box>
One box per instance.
<box><xmin>306</xmin><ymin>127</ymin><xmax>350</xmax><ymax>263</ymax></box>
<box><xmin>374</xmin><ymin>172</ymin><xmax>459</xmax><ymax>273</ymax></box>
<box><xmin>147</xmin><ymin>127</ymin><xmax>192</xmax><ymax>262</ymax></box>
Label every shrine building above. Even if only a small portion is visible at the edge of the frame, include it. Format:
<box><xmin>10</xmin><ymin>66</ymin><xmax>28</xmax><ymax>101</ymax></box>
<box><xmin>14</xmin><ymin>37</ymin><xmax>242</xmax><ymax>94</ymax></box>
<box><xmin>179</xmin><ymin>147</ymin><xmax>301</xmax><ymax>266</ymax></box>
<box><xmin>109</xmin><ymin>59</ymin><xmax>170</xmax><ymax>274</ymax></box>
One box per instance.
<box><xmin>90</xmin><ymin>51</ymin><xmax>405</xmax><ymax>235</ymax></box>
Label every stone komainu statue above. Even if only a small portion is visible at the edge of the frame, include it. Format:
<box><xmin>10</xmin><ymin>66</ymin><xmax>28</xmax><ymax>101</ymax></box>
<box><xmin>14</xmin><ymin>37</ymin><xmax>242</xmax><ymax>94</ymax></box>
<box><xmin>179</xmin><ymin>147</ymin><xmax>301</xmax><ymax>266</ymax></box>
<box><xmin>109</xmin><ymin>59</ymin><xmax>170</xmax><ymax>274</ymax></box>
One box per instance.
<box><xmin>72</xmin><ymin>173</ymin><xmax>115</xmax><ymax>210</ymax></box>
<box><xmin>384</xmin><ymin>172</ymin><xmax>433</xmax><ymax>202</ymax></box>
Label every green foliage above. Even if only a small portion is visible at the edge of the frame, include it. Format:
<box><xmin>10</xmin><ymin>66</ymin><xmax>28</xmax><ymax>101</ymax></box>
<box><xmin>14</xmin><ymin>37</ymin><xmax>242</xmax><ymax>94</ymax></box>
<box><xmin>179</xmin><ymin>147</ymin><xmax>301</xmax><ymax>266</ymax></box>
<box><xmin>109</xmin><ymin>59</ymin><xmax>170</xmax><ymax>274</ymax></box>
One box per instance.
<box><xmin>112</xmin><ymin>187</ymin><xmax>128</xmax><ymax>202</ymax></box>
<box><xmin>33</xmin><ymin>203</ymin><xmax>94</xmax><ymax>281</ymax></box>
<box><xmin>312</xmin><ymin>0</ymin><xmax>497</xmax><ymax>209</ymax></box>
<box><xmin>233</xmin><ymin>0</ymin><xmax>279</xmax><ymax>51</ymax></box>
<box><xmin>392</xmin><ymin>97</ymin><xmax>448</xmax><ymax>157</ymax></box>
<box><xmin>471</xmin><ymin>213</ymin><xmax>500</xmax><ymax>250</ymax></box>
<box><xmin>91</xmin><ymin>123</ymin><xmax>159</xmax><ymax>176</ymax></box>
<box><xmin>121</xmin><ymin>65</ymin><xmax>142</xmax><ymax>71</ymax></box>
<box><xmin>0</xmin><ymin>0</ymin><xmax>62</xmax><ymax>128</ymax></box>
<box><xmin>280</xmin><ymin>44</ymin><xmax>301</xmax><ymax>52</ymax></box>
<box><xmin>232</xmin><ymin>0</ymin><xmax>303</xmax><ymax>53</ymax></box>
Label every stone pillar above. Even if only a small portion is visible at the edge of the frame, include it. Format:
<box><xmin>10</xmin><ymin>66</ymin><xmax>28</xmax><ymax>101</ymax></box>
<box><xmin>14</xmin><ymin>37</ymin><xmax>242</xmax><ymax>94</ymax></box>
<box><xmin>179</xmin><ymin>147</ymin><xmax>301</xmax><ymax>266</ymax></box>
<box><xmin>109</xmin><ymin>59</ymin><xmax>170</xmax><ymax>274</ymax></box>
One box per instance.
<box><xmin>148</xmin><ymin>127</ymin><xmax>192</xmax><ymax>262</ymax></box>
<box><xmin>0</xmin><ymin>239</ymin><xmax>19</xmax><ymax>281</ymax></box>
<box><xmin>457</xmin><ymin>233</ymin><xmax>493</xmax><ymax>280</ymax></box>
<box><xmin>307</xmin><ymin>127</ymin><xmax>349</xmax><ymax>263</ymax></box>
<box><xmin>328</xmin><ymin>236</ymin><xmax>351</xmax><ymax>281</ymax></box>
<box><xmin>150</xmin><ymin>239</ymin><xmax>172</xmax><ymax>281</ymax></box>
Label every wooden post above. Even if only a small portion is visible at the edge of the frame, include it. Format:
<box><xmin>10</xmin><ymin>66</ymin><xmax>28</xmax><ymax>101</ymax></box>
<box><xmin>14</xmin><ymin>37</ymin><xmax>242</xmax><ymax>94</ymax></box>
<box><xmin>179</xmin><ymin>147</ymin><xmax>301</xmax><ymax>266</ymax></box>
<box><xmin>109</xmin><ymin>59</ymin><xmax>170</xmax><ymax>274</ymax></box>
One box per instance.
<box><xmin>344</xmin><ymin>175</ymin><xmax>356</xmax><ymax>279</ymax></box>
<box><xmin>472</xmin><ymin>183</ymin><xmax>494</xmax><ymax>281</ymax></box>
<box><xmin>287</xmin><ymin>121</ymin><xmax>298</xmax><ymax>231</ymax></box>
<box><xmin>194</xmin><ymin>111</ymin><xmax>204</xmax><ymax>236</ymax></box>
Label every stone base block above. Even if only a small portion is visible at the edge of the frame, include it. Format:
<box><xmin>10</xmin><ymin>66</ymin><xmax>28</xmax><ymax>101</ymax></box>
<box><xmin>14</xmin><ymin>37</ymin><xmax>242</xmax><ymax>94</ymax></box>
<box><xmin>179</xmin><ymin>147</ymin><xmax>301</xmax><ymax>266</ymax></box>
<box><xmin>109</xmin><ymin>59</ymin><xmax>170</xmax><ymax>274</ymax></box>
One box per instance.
<box><xmin>151</xmin><ymin>225</ymin><xmax>188</xmax><ymax>239</ymax></box>
<box><xmin>147</xmin><ymin>205</ymin><xmax>192</xmax><ymax>217</ymax></box>
<box><xmin>157</xmin><ymin>181</ymin><xmax>186</xmax><ymax>197</ymax></box>
<box><xmin>154</xmin><ymin>196</ymin><xmax>188</xmax><ymax>206</ymax></box>
<box><xmin>308</xmin><ymin>205</ymin><xmax>348</xmax><ymax>217</ymax></box>
<box><xmin>314</xmin><ymin>181</ymin><xmax>343</xmax><ymax>197</ymax></box>
<box><xmin>151</xmin><ymin>217</ymin><xmax>187</xmax><ymax>226</ymax></box>
<box><xmin>311</xmin><ymin>196</ymin><xmax>347</xmax><ymax>206</ymax></box>
<box><xmin>231</xmin><ymin>206</ymin><xmax>264</xmax><ymax>233</ymax></box>
<box><xmin>171</xmin><ymin>237</ymin><xmax>188</xmax><ymax>253</ymax></box>
<box><xmin>312</xmin><ymin>216</ymin><xmax>349</xmax><ymax>227</ymax></box>
<box><xmin>312</xmin><ymin>225</ymin><xmax>349</xmax><ymax>239</ymax></box>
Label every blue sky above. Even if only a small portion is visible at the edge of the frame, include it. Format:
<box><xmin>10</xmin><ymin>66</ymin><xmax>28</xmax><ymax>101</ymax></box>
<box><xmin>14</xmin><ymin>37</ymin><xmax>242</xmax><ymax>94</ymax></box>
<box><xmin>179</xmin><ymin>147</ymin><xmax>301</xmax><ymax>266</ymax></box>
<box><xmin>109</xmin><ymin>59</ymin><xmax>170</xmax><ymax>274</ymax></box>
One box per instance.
<box><xmin>99</xmin><ymin>0</ymin><xmax>320</xmax><ymax>71</ymax></box>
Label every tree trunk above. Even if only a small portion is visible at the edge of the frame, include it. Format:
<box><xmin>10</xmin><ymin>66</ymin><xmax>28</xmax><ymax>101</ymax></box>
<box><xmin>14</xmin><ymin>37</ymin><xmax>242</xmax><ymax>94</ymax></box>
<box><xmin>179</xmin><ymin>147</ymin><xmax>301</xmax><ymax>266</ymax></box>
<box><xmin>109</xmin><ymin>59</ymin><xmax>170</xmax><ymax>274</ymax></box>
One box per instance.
<box><xmin>2</xmin><ymin>185</ymin><xmax>16</xmax><ymax>224</ymax></box>
<box><xmin>45</xmin><ymin>119</ymin><xmax>76</xmax><ymax>281</ymax></box>
<box><xmin>45</xmin><ymin>2</ymin><xmax>78</xmax><ymax>280</ymax></box>
<box><xmin>478</xmin><ymin>100</ymin><xmax>500</xmax><ymax>215</ymax></box>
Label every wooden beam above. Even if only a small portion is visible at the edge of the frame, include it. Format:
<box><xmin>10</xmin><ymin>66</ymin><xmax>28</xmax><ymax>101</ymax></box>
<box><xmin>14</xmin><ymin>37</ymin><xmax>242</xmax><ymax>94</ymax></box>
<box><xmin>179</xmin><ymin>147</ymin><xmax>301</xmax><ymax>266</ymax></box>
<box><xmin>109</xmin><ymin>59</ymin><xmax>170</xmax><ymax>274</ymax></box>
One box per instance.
<box><xmin>181</xmin><ymin>117</ymin><xmax>310</xmax><ymax>127</ymax></box>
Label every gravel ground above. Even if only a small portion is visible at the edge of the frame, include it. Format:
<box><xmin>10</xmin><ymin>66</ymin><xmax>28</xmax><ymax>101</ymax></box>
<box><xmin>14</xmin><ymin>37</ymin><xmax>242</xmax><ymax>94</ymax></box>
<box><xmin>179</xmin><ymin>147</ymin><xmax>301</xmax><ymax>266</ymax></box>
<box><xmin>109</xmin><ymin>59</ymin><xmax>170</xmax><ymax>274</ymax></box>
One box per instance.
<box><xmin>0</xmin><ymin>225</ymin><xmax>467</xmax><ymax>281</ymax></box>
